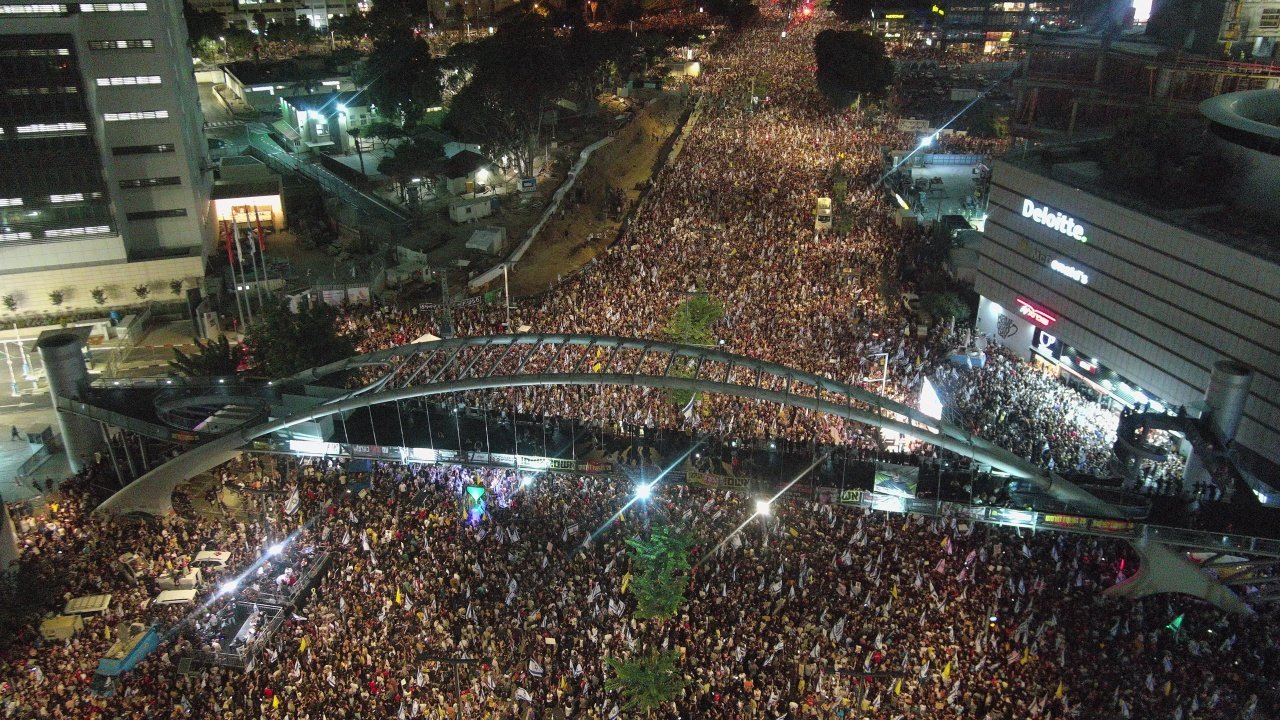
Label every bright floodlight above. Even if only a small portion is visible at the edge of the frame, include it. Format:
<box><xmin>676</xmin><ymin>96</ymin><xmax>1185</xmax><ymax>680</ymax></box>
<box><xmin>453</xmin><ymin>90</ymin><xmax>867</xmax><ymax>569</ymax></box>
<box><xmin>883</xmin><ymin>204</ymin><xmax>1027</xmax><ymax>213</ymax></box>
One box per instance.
<box><xmin>755</xmin><ymin>499</ymin><xmax>771</xmax><ymax>516</ymax></box>
<box><xmin>635</xmin><ymin>483</ymin><xmax>653</xmax><ymax>500</ymax></box>
<box><xmin>520</xmin><ymin>474</ymin><xmax>534</xmax><ymax>488</ymax></box>
<box><xmin>920</xmin><ymin>134</ymin><xmax>934</xmax><ymax>147</ymax></box>
<box><xmin>219</xmin><ymin>581</ymin><xmax>239</xmax><ymax>596</ymax></box>
<box><xmin>268</xmin><ymin>542</ymin><xmax>285</xmax><ymax>556</ymax></box>
<box><xmin>476</xmin><ymin>168</ymin><xmax>490</xmax><ymax>185</ymax></box>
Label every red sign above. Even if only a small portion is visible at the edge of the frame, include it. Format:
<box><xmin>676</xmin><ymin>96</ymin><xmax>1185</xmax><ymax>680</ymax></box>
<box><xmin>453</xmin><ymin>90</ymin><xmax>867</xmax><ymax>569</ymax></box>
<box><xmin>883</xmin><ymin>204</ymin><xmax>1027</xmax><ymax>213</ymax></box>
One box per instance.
<box><xmin>1015</xmin><ymin>297</ymin><xmax>1057</xmax><ymax>328</ymax></box>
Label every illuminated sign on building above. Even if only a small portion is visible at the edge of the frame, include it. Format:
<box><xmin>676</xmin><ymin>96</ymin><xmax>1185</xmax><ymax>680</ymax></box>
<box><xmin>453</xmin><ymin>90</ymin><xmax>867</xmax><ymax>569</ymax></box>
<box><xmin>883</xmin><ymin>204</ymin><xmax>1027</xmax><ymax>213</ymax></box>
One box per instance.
<box><xmin>1049</xmin><ymin>259</ymin><xmax>1090</xmax><ymax>285</ymax></box>
<box><xmin>1015</xmin><ymin>296</ymin><xmax>1057</xmax><ymax>327</ymax></box>
<box><xmin>1022</xmin><ymin>199</ymin><xmax>1087</xmax><ymax>242</ymax></box>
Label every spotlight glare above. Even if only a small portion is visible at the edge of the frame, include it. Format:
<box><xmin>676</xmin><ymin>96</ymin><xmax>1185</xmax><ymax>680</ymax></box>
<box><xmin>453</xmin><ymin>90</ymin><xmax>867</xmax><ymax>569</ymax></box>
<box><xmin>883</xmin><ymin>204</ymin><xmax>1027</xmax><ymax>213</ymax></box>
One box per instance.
<box><xmin>755</xmin><ymin>499</ymin><xmax>771</xmax><ymax>516</ymax></box>
<box><xmin>268</xmin><ymin>542</ymin><xmax>284</xmax><ymax>556</ymax></box>
<box><xmin>219</xmin><ymin>581</ymin><xmax>239</xmax><ymax>596</ymax></box>
<box><xmin>635</xmin><ymin>483</ymin><xmax>653</xmax><ymax>501</ymax></box>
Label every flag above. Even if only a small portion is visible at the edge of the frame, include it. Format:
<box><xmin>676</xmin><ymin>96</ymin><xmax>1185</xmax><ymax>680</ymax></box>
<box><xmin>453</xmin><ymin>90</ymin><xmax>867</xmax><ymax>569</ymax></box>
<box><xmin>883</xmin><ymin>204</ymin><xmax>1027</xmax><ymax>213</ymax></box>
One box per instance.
<box><xmin>272</xmin><ymin>695</ymin><xmax>279</xmax><ymax>710</ymax></box>
<box><xmin>621</xmin><ymin>572</ymin><xmax>632</xmax><ymax>595</ymax></box>
<box><xmin>608</xmin><ymin>705</ymin><xmax>620</xmax><ymax>719</ymax></box>
<box><xmin>942</xmin><ymin>661</ymin><xmax>951</xmax><ymax>681</ymax></box>
<box><xmin>528</xmin><ymin>659</ymin><xmax>544</xmax><ymax>678</ymax></box>
<box><xmin>395</xmin><ymin>587</ymin><xmax>403</xmax><ymax>606</ymax></box>
<box><xmin>1055</xmin><ymin>681</ymin><xmax>1065</xmax><ymax>699</ymax></box>
<box><xmin>516</xmin><ymin>688</ymin><xmax>532</xmax><ymax>703</ymax></box>
<box><xmin>299</xmin><ymin>636</ymin><xmax>308</xmax><ymax>654</ymax></box>
<box><xmin>893</xmin><ymin>678</ymin><xmax>903</xmax><ymax>696</ymax></box>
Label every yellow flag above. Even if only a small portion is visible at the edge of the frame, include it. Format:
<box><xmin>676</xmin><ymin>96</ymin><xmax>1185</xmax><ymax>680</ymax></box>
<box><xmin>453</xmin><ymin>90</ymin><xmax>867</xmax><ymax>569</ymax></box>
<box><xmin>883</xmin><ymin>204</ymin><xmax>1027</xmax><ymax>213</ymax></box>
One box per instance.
<box><xmin>1055</xmin><ymin>681</ymin><xmax>1065</xmax><ymax>699</ymax></box>
<box><xmin>941</xmin><ymin>661</ymin><xmax>951</xmax><ymax>681</ymax></box>
<box><xmin>560</xmin><ymin>676</ymin><xmax>568</xmax><ymax>691</ymax></box>
<box><xmin>272</xmin><ymin>695</ymin><xmax>280</xmax><ymax>709</ymax></box>
<box><xmin>395</xmin><ymin>587</ymin><xmax>403</xmax><ymax>606</ymax></box>
<box><xmin>299</xmin><ymin>636</ymin><xmax>308</xmax><ymax>654</ymax></box>
<box><xmin>621</xmin><ymin>573</ymin><xmax>632</xmax><ymax>595</ymax></box>
<box><xmin>1020</xmin><ymin>648</ymin><xmax>1029</xmax><ymax>665</ymax></box>
<box><xmin>891</xmin><ymin>584</ymin><xmax>899</xmax><ymax>599</ymax></box>
<box><xmin>1163</xmin><ymin>680</ymin><xmax>1172</xmax><ymax>696</ymax></box>
<box><xmin>941</xmin><ymin>536</ymin><xmax>948</xmax><ymax>548</ymax></box>
<box><xmin>104</xmin><ymin>625</ymin><xmax>111</xmax><ymax>641</ymax></box>
<box><xmin>893</xmin><ymin>678</ymin><xmax>903</xmax><ymax>696</ymax></box>
<box><xmin>788</xmin><ymin>527</ymin><xmax>799</xmax><ymax>538</ymax></box>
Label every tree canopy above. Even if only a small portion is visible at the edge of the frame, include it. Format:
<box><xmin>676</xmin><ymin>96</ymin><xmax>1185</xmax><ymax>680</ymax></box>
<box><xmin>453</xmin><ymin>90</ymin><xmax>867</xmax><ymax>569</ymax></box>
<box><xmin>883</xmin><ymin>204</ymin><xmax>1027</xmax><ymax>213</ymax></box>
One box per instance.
<box><xmin>605</xmin><ymin>650</ymin><xmax>686</xmax><ymax>714</ymax></box>
<box><xmin>169</xmin><ymin>334</ymin><xmax>242</xmax><ymax>377</ymax></box>
<box><xmin>360</xmin><ymin>0</ymin><xmax>442</xmax><ymax>123</ymax></box>
<box><xmin>663</xmin><ymin>292</ymin><xmax>723</xmax><ymax>348</ymax></box>
<box><xmin>1098</xmin><ymin>109</ymin><xmax>1233</xmax><ymax>206</ymax></box>
<box><xmin>243</xmin><ymin>300</ymin><xmax>356</xmax><ymax>378</ymax></box>
<box><xmin>814</xmin><ymin>29</ymin><xmax>893</xmax><ymax>107</ymax></box>
<box><xmin>443</xmin><ymin>21</ymin><xmax>573</xmax><ymax>177</ymax></box>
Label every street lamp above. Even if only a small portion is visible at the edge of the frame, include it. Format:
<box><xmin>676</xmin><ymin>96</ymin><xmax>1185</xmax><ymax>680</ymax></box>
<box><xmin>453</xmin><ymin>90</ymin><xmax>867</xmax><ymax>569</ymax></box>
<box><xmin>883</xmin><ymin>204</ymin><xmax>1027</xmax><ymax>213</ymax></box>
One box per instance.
<box><xmin>219</xmin><ymin>36</ymin><xmax>227</xmax><ymax>57</ymax></box>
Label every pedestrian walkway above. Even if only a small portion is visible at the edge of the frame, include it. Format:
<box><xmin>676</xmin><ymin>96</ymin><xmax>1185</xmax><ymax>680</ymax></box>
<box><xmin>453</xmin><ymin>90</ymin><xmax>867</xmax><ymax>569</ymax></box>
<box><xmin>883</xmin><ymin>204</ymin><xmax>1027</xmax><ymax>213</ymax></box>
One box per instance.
<box><xmin>245</xmin><ymin>123</ymin><xmax>411</xmax><ymax>226</ymax></box>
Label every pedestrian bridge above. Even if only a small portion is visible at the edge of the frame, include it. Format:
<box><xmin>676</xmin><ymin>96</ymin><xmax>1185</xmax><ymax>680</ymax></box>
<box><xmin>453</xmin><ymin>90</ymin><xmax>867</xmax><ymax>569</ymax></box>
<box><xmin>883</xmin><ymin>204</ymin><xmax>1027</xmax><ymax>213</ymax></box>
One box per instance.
<box><xmin>61</xmin><ymin>333</ymin><xmax>1270</xmax><ymax>612</ymax></box>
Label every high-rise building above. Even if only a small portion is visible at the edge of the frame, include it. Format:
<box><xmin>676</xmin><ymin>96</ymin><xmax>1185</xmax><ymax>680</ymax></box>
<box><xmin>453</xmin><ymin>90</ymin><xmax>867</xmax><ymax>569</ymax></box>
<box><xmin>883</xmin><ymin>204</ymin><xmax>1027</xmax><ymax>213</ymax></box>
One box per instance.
<box><xmin>0</xmin><ymin>0</ymin><xmax>212</xmax><ymax>314</ymax></box>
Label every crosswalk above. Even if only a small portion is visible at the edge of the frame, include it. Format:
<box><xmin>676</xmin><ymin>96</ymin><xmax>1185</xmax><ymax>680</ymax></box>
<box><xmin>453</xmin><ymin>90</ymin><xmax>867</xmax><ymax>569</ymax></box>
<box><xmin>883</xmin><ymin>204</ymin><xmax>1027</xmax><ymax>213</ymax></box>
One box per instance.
<box><xmin>204</xmin><ymin>120</ymin><xmax>244</xmax><ymax>130</ymax></box>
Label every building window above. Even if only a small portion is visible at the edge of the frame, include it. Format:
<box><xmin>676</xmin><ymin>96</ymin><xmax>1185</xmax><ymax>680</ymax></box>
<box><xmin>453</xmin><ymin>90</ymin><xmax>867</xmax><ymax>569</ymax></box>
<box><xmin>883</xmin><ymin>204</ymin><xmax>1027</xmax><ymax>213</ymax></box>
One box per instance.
<box><xmin>78</xmin><ymin>2</ymin><xmax>146</xmax><ymax>10</ymax></box>
<box><xmin>126</xmin><ymin>208</ymin><xmax>187</xmax><ymax>220</ymax></box>
<box><xmin>112</xmin><ymin>142</ymin><xmax>174</xmax><ymax>155</ymax></box>
<box><xmin>119</xmin><ymin>176</ymin><xmax>180</xmax><ymax>189</ymax></box>
<box><xmin>0</xmin><ymin>48</ymin><xmax>70</xmax><ymax>57</ymax></box>
<box><xmin>4</xmin><ymin>86</ymin><xmax>79</xmax><ymax>95</ymax></box>
<box><xmin>16</xmin><ymin>122</ymin><xmax>87</xmax><ymax>134</ymax></box>
<box><xmin>1261</xmin><ymin>9</ymin><xmax>1280</xmax><ymax>30</ymax></box>
<box><xmin>0</xmin><ymin>4</ymin><xmax>70</xmax><ymax>14</ymax></box>
<box><xmin>88</xmin><ymin>39</ymin><xmax>154</xmax><ymax>50</ymax></box>
<box><xmin>43</xmin><ymin>225</ymin><xmax>109</xmax><ymax>237</ymax></box>
<box><xmin>1</xmin><ymin>231</ymin><xmax>35</xmax><ymax>242</ymax></box>
<box><xmin>96</xmin><ymin>75</ymin><xmax>161</xmax><ymax>87</ymax></box>
<box><xmin>104</xmin><ymin>110</ymin><xmax>169</xmax><ymax>121</ymax></box>
<box><xmin>0</xmin><ymin>198</ymin><xmax>22</xmax><ymax>207</ymax></box>
<box><xmin>49</xmin><ymin>193</ymin><xmax>84</xmax><ymax>202</ymax></box>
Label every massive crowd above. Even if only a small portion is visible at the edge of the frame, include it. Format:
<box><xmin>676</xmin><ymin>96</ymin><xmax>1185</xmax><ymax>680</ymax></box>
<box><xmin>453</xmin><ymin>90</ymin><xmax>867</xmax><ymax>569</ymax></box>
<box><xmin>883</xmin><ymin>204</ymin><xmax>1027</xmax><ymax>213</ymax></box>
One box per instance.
<box><xmin>4</xmin><ymin>453</ymin><xmax>1278</xmax><ymax>719</ymax></box>
<box><xmin>329</xmin><ymin>7</ymin><xmax>1150</xmax><ymax>492</ymax></box>
<box><xmin>3</xmin><ymin>7</ymin><xmax>1259</xmax><ymax>720</ymax></box>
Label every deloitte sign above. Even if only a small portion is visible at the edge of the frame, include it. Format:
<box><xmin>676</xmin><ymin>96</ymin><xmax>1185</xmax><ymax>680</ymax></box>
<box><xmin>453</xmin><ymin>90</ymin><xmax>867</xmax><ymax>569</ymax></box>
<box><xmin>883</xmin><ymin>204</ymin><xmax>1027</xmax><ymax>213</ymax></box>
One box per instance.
<box><xmin>1022</xmin><ymin>199</ymin><xmax>1087</xmax><ymax>242</ymax></box>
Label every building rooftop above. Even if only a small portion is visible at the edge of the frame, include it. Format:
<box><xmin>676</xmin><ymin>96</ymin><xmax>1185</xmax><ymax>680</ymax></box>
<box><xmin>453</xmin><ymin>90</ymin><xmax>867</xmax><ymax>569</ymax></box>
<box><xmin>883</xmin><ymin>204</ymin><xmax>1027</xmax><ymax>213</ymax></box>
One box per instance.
<box><xmin>282</xmin><ymin>91</ymin><xmax>366</xmax><ymax>115</ymax></box>
<box><xmin>1002</xmin><ymin>142</ymin><xmax>1280</xmax><ymax>266</ymax></box>
<box><xmin>222</xmin><ymin>58</ymin><xmax>353</xmax><ymax>87</ymax></box>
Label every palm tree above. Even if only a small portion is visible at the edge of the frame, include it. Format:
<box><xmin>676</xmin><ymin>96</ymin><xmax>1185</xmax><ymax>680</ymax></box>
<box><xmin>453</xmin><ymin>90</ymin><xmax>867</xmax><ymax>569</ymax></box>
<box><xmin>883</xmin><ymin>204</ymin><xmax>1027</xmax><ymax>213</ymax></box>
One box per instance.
<box><xmin>169</xmin><ymin>335</ymin><xmax>241</xmax><ymax>378</ymax></box>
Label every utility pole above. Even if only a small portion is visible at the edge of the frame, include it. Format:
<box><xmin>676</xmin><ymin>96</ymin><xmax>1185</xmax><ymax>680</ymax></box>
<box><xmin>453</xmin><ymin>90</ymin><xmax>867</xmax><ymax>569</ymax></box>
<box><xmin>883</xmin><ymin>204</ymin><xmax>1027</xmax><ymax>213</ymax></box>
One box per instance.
<box><xmin>418</xmin><ymin>654</ymin><xmax>481</xmax><ymax>717</ymax></box>
<box><xmin>502</xmin><ymin>262</ymin><xmax>512</xmax><ymax>331</ymax></box>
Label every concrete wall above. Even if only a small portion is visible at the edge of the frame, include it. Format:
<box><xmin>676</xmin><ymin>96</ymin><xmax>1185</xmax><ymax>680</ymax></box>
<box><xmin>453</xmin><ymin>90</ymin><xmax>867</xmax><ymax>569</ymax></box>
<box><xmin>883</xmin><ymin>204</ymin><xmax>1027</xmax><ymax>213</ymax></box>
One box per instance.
<box><xmin>0</xmin><ymin>256</ymin><xmax>204</xmax><ymax>316</ymax></box>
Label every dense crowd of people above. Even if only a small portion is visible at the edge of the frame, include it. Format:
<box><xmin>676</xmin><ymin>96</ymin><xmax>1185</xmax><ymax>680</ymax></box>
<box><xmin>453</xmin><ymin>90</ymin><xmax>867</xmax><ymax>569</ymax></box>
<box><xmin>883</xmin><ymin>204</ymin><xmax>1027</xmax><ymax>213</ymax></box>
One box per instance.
<box><xmin>328</xmin><ymin>7</ymin><xmax>1154</xmax><ymax>492</ymax></box>
<box><xmin>4</xmin><ymin>452</ymin><xmax>1278</xmax><ymax>719</ymax></box>
<box><xmin>3</xmin><ymin>6</ymin><xmax>1260</xmax><ymax>720</ymax></box>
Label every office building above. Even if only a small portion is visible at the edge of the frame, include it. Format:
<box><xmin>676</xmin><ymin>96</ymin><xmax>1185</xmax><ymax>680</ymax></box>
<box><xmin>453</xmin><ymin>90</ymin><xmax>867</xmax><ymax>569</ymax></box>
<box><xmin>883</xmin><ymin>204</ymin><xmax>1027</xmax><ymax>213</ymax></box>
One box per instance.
<box><xmin>0</xmin><ymin>0</ymin><xmax>213</xmax><ymax>314</ymax></box>
<box><xmin>973</xmin><ymin>102</ymin><xmax>1280</xmax><ymax>487</ymax></box>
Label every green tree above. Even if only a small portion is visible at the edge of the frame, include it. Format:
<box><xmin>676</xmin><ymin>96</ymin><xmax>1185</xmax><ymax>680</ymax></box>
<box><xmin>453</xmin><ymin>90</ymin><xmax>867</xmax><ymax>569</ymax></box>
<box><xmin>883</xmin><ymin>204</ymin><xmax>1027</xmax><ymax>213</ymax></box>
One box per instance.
<box><xmin>605</xmin><ymin>650</ymin><xmax>686</xmax><ymax>715</ymax></box>
<box><xmin>663</xmin><ymin>293</ymin><xmax>723</xmax><ymax>347</ymax></box>
<box><xmin>361</xmin><ymin>0</ymin><xmax>440</xmax><ymax>122</ymax></box>
<box><xmin>182</xmin><ymin>0</ymin><xmax>226</xmax><ymax>47</ymax></box>
<box><xmin>624</xmin><ymin>525</ymin><xmax>694</xmax><ymax>620</ymax></box>
<box><xmin>0</xmin><ymin>562</ymin><xmax>64</xmax><ymax>654</ymax></box>
<box><xmin>243</xmin><ymin>301</ymin><xmax>356</xmax><ymax>378</ymax></box>
<box><xmin>443</xmin><ymin>22</ymin><xmax>574</xmax><ymax>177</ymax></box>
<box><xmin>921</xmin><ymin>291</ymin><xmax>969</xmax><ymax>323</ymax></box>
<box><xmin>378</xmin><ymin>137</ymin><xmax>443</xmax><ymax>201</ymax></box>
<box><xmin>169</xmin><ymin>334</ymin><xmax>241</xmax><ymax>377</ymax></box>
<box><xmin>964</xmin><ymin>99</ymin><xmax>1008</xmax><ymax>139</ymax></box>
<box><xmin>814</xmin><ymin>30</ymin><xmax>893</xmax><ymax>107</ymax></box>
